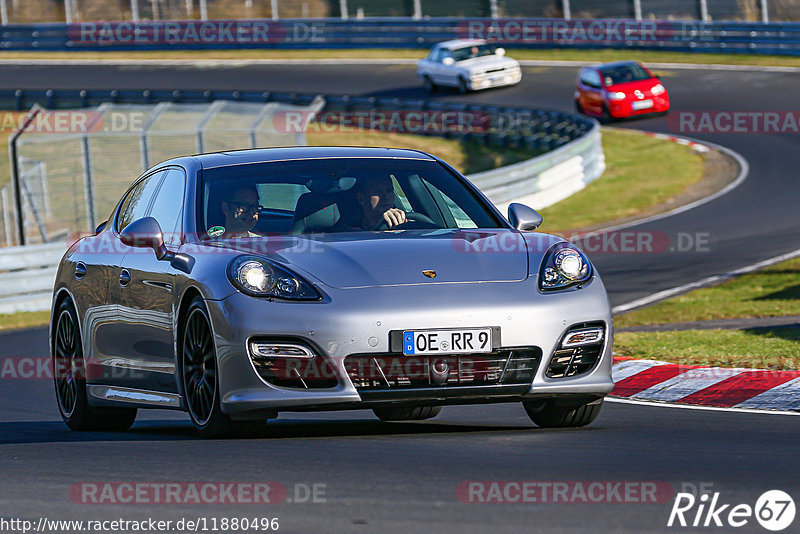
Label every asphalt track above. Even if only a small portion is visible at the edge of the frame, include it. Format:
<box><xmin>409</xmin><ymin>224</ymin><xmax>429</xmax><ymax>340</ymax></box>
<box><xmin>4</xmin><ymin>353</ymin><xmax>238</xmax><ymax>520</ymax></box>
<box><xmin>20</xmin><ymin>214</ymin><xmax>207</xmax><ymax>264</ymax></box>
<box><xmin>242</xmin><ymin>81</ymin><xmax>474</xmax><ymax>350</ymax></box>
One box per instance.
<box><xmin>1</xmin><ymin>62</ymin><xmax>800</xmax><ymax>533</ymax></box>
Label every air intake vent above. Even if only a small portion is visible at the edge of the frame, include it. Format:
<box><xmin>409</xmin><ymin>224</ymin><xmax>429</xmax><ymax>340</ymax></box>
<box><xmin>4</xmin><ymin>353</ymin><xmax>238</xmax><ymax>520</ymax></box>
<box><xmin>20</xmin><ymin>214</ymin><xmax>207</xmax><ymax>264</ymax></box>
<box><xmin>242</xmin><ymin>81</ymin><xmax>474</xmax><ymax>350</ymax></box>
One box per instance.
<box><xmin>249</xmin><ymin>341</ymin><xmax>338</xmax><ymax>389</ymax></box>
<box><xmin>546</xmin><ymin>322</ymin><xmax>606</xmax><ymax>379</ymax></box>
<box><xmin>344</xmin><ymin>348</ymin><xmax>541</xmax><ymax>391</ymax></box>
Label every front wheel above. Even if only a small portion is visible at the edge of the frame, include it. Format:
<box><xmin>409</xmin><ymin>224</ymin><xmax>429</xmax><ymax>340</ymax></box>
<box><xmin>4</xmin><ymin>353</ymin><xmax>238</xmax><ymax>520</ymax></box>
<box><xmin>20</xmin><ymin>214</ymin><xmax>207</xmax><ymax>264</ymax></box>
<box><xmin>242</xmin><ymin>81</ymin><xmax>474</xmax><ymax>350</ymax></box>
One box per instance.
<box><xmin>373</xmin><ymin>405</ymin><xmax>442</xmax><ymax>421</ymax></box>
<box><xmin>422</xmin><ymin>75</ymin><xmax>437</xmax><ymax>93</ymax></box>
<box><xmin>523</xmin><ymin>399</ymin><xmax>603</xmax><ymax>428</ymax></box>
<box><xmin>457</xmin><ymin>76</ymin><xmax>470</xmax><ymax>94</ymax></box>
<box><xmin>53</xmin><ymin>297</ymin><xmax>137</xmax><ymax>431</ymax></box>
<box><xmin>181</xmin><ymin>297</ymin><xmax>266</xmax><ymax>438</ymax></box>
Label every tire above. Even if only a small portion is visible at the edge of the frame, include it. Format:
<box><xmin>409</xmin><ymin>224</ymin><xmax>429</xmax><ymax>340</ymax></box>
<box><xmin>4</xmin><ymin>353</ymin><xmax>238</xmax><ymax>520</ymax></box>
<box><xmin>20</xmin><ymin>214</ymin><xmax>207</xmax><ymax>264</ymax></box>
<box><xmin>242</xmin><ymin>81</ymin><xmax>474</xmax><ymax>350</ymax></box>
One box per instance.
<box><xmin>457</xmin><ymin>76</ymin><xmax>470</xmax><ymax>94</ymax></box>
<box><xmin>599</xmin><ymin>104</ymin><xmax>613</xmax><ymax>124</ymax></box>
<box><xmin>52</xmin><ymin>297</ymin><xmax>137</xmax><ymax>431</ymax></box>
<box><xmin>423</xmin><ymin>75</ymin><xmax>437</xmax><ymax>93</ymax></box>
<box><xmin>574</xmin><ymin>99</ymin><xmax>584</xmax><ymax>115</ymax></box>
<box><xmin>523</xmin><ymin>399</ymin><xmax>603</xmax><ymax>428</ymax></box>
<box><xmin>180</xmin><ymin>297</ymin><xmax>266</xmax><ymax>438</ymax></box>
<box><xmin>373</xmin><ymin>405</ymin><xmax>442</xmax><ymax>422</ymax></box>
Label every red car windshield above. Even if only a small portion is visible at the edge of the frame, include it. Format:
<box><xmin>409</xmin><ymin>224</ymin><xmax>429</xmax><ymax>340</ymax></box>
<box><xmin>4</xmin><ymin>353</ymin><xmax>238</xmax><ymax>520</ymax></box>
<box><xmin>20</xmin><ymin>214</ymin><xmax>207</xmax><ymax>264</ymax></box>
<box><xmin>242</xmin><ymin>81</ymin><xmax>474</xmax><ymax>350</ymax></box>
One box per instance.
<box><xmin>600</xmin><ymin>64</ymin><xmax>652</xmax><ymax>86</ymax></box>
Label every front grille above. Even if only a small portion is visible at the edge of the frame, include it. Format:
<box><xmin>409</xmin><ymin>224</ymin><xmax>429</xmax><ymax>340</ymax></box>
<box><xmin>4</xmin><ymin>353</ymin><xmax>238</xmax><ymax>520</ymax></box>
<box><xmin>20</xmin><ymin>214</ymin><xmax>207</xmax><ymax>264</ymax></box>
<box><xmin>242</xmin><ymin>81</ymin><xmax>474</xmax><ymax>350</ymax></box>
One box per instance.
<box><xmin>485</xmin><ymin>67</ymin><xmax>507</xmax><ymax>74</ymax></box>
<box><xmin>546</xmin><ymin>322</ymin><xmax>606</xmax><ymax>379</ymax></box>
<box><xmin>344</xmin><ymin>348</ymin><xmax>541</xmax><ymax>391</ymax></box>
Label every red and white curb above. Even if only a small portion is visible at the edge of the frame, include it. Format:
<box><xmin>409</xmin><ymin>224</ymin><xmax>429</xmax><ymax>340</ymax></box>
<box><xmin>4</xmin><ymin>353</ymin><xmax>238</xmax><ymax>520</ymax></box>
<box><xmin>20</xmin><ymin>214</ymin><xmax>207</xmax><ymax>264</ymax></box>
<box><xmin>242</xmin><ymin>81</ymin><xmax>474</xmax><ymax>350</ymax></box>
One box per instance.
<box><xmin>638</xmin><ymin>131</ymin><xmax>710</xmax><ymax>153</ymax></box>
<box><xmin>611</xmin><ymin>357</ymin><xmax>800</xmax><ymax>411</ymax></box>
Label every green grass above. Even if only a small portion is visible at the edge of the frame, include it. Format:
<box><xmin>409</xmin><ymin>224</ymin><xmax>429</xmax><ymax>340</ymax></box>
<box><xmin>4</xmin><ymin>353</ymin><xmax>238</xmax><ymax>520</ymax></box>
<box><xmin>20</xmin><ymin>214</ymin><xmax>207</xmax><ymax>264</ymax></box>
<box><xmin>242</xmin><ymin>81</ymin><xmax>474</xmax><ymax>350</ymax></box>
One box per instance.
<box><xmin>616</xmin><ymin>256</ymin><xmax>800</xmax><ymax>328</ymax></box>
<box><xmin>538</xmin><ymin>127</ymin><xmax>704</xmax><ymax>232</ymax></box>
<box><xmin>0</xmin><ymin>310</ymin><xmax>50</xmax><ymax>332</ymax></box>
<box><xmin>306</xmin><ymin>127</ymin><xmax>534</xmax><ymax>175</ymax></box>
<box><xmin>615</xmin><ymin>328</ymin><xmax>800</xmax><ymax>370</ymax></box>
<box><xmin>4</xmin><ymin>48</ymin><xmax>800</xmax><ymax>68</ymax></box>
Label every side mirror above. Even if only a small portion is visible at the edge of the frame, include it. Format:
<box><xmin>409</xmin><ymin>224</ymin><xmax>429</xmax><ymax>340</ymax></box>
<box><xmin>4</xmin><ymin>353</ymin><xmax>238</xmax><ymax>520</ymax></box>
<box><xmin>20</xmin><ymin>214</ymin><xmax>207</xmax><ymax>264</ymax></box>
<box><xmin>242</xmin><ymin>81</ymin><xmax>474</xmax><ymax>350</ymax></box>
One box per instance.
<box><xmin>508</xmin><ymin>203</ymin><xmax>543</xmax><ymax>231</ymax></box>
<box><xmin>442</xmin><ymin>57</ymin><xmax>455</xmax><ymax>66</ymax></box>
<box><xmin>95</xmin><ymin>221</ymin><xmax>107</xmax><ymax>234</ymax></box>
<box><xmin>495</xmin><ymin>47</ymin><xmax>506</xmax><ymax>56</ymax></box>
<box><xmin>119</xmin><ymin>217</ymin><xmax>172</xmax><ymax>261</ymax></box>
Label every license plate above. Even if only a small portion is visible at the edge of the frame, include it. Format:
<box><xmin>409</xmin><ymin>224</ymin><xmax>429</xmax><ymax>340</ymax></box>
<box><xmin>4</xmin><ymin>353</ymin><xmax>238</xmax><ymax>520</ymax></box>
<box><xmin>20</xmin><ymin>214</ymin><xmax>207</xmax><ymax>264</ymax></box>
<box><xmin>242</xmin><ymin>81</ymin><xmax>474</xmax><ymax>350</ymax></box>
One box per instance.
<box><xmin>632</xmin><ymin>99</ymin><xmax>654</xmax><ymax>110</ymax></box>
<box><xmin>403</xmin><ymin>328</ymin><xmax>492</xmax><ymax>355</ymax></box>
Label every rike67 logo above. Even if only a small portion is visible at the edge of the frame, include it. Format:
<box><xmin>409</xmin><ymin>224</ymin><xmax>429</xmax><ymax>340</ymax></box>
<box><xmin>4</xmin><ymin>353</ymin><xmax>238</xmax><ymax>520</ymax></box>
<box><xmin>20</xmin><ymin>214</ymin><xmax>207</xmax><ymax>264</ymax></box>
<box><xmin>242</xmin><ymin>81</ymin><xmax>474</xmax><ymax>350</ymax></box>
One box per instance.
<box><xmin>668</xmin><ymin>490</ymin><xmax>795</xmax><ymax>531</ymax></box>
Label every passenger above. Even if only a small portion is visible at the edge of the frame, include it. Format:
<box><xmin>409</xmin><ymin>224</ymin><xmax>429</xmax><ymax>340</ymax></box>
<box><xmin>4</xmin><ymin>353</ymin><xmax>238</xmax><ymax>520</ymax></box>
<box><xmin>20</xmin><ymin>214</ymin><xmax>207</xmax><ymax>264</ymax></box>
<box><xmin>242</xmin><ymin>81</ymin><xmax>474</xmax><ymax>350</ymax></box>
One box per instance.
<box><xmin>219</xmin><ymin>186</ymin><xmax>261</xmax><ymax>238</ymax></box>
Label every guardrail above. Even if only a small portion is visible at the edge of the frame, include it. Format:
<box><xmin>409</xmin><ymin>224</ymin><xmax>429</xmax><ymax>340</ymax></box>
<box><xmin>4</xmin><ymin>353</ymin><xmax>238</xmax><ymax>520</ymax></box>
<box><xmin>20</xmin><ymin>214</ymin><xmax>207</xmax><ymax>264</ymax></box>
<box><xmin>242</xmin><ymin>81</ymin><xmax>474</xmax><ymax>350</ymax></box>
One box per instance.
<box><xmin>3</xmin><ymin>18</ymin><xmax>800</xmax><ymax>55</ymax></box>
<box><xmin>2</xmin><ymin>87</ymin><xmax>602</xmax><ymax>312</ymax></box>
<box><xmin>0</xmin><ymin>242</ymin><xmax>63</xmax><ymax>314</ymax></box>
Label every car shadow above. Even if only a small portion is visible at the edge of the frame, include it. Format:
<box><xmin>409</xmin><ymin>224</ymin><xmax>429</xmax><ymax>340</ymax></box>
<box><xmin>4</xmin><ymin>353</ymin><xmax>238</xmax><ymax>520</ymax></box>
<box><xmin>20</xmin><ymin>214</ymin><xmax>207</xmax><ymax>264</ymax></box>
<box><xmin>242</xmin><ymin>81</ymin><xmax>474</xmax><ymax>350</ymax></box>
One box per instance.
<box><xmin>0</xmin><ymin>418</ymin><xmax>540</xmax><ymax>445</ymax></box>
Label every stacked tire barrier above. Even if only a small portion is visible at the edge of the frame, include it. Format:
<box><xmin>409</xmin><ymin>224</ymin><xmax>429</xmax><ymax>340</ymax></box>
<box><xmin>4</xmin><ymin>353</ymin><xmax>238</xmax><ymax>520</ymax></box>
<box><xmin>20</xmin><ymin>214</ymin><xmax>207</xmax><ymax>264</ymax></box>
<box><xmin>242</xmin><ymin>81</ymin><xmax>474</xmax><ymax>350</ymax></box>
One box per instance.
<box><xmin>1</xmin><ymin>88</ymin><xmax>604</xmax><ymax>312</ymax></box>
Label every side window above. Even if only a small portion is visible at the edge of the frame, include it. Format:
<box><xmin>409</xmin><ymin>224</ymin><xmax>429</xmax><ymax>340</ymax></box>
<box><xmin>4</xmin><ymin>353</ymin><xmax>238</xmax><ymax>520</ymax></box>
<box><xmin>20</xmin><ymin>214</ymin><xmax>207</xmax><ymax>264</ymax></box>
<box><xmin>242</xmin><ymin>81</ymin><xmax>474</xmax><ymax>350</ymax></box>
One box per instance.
<box><xmin>428</xmin><ymin>48</ymin><xmax>440</xmax><ymax>62</ymax></box>
<box><xmin>116</xmin><ymin>171</ymin><xmax>166</xmax><ymax>233</ymax></box>
<box><xmin>441</xmin><ymin>49</ymin><xmax>453</xmax><ymax>63</ymax></box>
<box><xmin>147</xmin><ymin>168</ymin><xmax>186</xmax><ymax>246</ymax></box>
<box><xmin>580</xmin><ymin>70</ymin><xmax>600</xmax><ymax>88</ymax></box>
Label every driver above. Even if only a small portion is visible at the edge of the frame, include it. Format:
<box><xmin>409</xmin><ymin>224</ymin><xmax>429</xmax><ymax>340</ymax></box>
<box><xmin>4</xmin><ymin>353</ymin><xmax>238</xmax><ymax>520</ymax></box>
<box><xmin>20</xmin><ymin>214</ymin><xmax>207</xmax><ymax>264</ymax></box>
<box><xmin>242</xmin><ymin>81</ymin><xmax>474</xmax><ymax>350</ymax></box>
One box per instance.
<box><xmin>346</xmin><ymin>175</ymin><xmax>407</xmax><ymax>231</ymax></box>
<box><xmin>219</xmin><ymin>185</ymin><xmax>261</xmax><ymax>238</ymax></box>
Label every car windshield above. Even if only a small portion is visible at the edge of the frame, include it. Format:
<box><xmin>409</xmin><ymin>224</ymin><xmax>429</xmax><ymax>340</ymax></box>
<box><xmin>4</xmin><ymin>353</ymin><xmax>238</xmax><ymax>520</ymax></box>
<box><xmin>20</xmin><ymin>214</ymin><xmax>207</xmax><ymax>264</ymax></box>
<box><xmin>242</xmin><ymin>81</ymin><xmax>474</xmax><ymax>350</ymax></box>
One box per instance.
<box><xmin>199</xmin><ymin>158</ymin><xmax>503</xmax><ymax>237</ymax></box>
<box><xmin>600</xmin><ymin>64</ymin><xmax>652</xmax><ymax>86</ymax></box>
<box><xmin>452</xmin><ymin>44</ymin><xmax>495</xmax><ymax>62</ymax></box>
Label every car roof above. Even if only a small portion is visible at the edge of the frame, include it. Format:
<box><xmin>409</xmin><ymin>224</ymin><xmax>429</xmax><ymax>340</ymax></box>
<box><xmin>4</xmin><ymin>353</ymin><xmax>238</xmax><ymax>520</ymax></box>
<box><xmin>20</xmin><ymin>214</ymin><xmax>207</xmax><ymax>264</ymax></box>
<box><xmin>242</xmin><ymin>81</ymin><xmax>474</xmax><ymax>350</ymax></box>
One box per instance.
<box><xmin>596</xmin><ymin>60</ymin><xmax>643</xmax><ymax>70</ymax></box>
<box><xmin>189</xmin><ymin>146</ymin><xmax>437</xmax><ymax>170</ymax></box>
<box><xmin>434</xmin><ymin>39</ymin><xmax>488</xmax><ymax>50</ymax></box>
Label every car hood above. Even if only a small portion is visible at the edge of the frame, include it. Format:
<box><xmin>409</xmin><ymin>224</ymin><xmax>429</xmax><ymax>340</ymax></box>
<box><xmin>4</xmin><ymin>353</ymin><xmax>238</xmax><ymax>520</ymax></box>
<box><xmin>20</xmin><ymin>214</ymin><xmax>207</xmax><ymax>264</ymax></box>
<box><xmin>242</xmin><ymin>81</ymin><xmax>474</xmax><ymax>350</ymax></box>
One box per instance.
<box><xmin>605</xmin><ymin>79</ymin><xmax>660</xmax><ymax>92</ymax></box>
<box><xmin>220</xmin><ymin>229</ymin><xmax>532</xmax><ymax>289</ymax></box>
<box><xmin>458</xmin><ymin>56</ymin><xmax>519</xmax><ymax>73</ymax></box>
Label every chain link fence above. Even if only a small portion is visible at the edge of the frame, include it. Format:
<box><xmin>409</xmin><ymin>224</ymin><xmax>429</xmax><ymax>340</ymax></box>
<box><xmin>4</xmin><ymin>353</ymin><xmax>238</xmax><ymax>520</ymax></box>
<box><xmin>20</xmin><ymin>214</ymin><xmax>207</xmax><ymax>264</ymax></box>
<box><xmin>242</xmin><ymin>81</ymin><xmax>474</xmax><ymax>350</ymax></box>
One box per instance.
<box><xmin>3</xmin><ymin>97</ymin><xmax>325</xmax><ymax>245</ymax></box>
<box><xmin>1</xmin><ymin>0</ymin><xmax>798</xmax><ymax>23</ymax></box>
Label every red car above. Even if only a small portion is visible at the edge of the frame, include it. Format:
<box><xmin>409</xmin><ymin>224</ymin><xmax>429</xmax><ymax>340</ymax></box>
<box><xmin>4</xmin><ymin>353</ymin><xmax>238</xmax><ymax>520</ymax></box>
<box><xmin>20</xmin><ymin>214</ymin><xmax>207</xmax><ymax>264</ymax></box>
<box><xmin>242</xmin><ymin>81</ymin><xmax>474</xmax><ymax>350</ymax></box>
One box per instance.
<box><xmin>575</xmin><ymin>61</ymin><xmax>669</xmax><ymax>121</ymax></box>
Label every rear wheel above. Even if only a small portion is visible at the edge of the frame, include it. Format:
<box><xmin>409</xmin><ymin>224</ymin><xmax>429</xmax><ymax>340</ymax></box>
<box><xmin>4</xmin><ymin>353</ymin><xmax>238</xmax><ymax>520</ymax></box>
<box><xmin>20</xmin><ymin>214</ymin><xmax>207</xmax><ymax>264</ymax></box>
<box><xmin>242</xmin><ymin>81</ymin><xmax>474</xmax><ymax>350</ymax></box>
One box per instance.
<box><xmin>523</xmin><ymin>399</ymin><xmax>603</xmax><ymax>428</ymax></box>
<box><xmin>373</xmin><ymin>405</ymin><xmax>442</xmax><ymax>421</ymax></box>
<box><xmin>53</xmin><ymin>297</ymin><xmax>137</xmax><ymax>431</ymax></box>
<box><xmin>181</xmin><ymin>297</ymin><xmax>266</xmax><ymax>438</ymax></box>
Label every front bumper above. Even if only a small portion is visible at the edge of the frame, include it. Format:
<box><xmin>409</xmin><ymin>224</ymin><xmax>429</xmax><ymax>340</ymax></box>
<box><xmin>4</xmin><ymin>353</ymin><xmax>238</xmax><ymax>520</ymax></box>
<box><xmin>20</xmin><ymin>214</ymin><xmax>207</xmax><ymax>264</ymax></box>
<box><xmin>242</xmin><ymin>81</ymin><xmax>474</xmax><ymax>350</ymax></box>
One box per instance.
<box><xmin>610</xmin><ymin>94</ymin><xmax>670</xmax><ymax>118</ymax></box>
<box><xmin>205</xmin><ymin>276</ymin><xmax>614</xmax><ymax>415</ymax></box>
<box><xmin>468</xmin><ymin>69</ymin><xmax>522</xmax><ymax>90</ymax></box>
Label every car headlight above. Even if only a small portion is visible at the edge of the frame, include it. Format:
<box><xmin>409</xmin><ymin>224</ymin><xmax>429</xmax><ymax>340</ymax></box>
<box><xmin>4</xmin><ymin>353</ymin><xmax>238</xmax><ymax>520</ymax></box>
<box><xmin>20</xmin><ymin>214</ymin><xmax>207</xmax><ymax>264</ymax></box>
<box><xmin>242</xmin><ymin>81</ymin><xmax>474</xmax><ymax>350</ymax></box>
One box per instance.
<box><xmin>608</xmin><ymin>91</ymin><xmax>627</xmax><ymax>101</ymax></box>
<box><xmin>651</xmin><ymin>83</ymin><xmax>666</xmax><ymax>95</ymax></box>
<box><xmin>228</xmin><ymin>256</ymin><xmax>320</xmax><ymax>300</ymax></box>
<box><xmin>539</xmin><ymin>243</ymin><xmax>592</xmax><ymax>291</ymax></box>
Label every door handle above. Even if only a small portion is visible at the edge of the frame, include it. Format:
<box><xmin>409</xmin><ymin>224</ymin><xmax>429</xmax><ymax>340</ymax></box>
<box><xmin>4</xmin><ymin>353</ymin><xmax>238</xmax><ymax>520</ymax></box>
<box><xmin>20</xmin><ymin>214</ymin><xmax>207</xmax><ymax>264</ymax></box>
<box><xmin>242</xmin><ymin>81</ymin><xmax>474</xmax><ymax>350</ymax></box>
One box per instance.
<box><xmin>119</xmin><ymin>269</ymin><xmax>131</xmax><ymax>288</ymax></box>
<box><xmin>75</xmin><ymin>262</ymin><xmax>87</xmax><ymax>280</ymax></box>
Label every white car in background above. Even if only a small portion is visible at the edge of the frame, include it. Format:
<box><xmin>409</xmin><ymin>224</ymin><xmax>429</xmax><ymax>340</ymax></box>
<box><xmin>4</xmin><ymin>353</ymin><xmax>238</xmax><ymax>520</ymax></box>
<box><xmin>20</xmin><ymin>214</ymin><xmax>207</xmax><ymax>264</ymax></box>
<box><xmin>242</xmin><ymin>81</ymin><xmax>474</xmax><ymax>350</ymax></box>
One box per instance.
<box><xmin>417</xmin><ymin>39</ymin><xmax>522</xmax><ymax>93</ymax></box>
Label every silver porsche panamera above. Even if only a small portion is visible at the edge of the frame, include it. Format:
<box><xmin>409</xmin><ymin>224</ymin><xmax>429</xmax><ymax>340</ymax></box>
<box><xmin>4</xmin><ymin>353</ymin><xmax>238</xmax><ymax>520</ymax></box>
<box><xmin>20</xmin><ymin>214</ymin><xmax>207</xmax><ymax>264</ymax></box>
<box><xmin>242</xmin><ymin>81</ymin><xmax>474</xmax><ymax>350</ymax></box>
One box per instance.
<box><xmin>50</xmin><ymin>146</ymin><xmax>613</xmax><ymax>438</ymax></box>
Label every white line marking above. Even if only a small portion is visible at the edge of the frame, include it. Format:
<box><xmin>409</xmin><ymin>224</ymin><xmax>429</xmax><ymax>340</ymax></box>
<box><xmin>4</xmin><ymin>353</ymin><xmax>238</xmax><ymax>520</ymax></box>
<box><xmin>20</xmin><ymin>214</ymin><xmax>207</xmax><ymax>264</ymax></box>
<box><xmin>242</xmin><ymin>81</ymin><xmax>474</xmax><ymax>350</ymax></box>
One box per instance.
<box><xmin>597</xmin><ymin>130</ymin><xmax>750</xmax><ymax>237</ymax></box>
<box><xmin>606</xmin><ymin>396</ymin><xmax>800</xmax><ymax>415</ymax></box>
<box><xmin>612</xmin><ymin>246</ymin><xmax>800</xmax><ymax>314</ymax></box>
